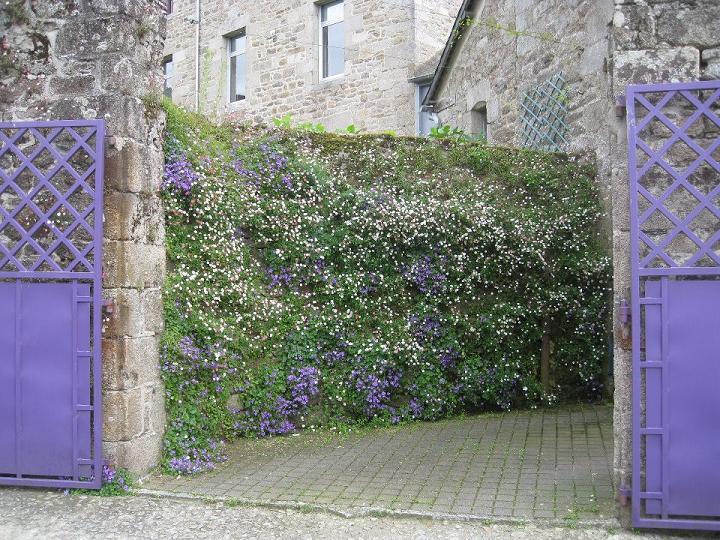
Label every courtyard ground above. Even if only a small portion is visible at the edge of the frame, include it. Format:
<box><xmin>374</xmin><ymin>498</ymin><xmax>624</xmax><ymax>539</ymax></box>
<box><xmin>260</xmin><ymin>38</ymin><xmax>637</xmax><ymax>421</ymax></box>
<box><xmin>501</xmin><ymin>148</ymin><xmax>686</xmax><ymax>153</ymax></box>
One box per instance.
<box><xmin>0</xmin><ymin>488</ymin><xmax>680</xmax><ymax>539</ymax></box>
<box><xmin>143</xmin><ymin>403</ymin><xmax>614</xmax><ymax>525</ymax></box>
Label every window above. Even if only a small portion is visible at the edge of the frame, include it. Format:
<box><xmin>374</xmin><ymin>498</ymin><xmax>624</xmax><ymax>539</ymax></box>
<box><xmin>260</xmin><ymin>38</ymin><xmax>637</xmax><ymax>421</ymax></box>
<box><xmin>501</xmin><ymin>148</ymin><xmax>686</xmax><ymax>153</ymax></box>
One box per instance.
<box><xmin>416</xmin><ymin>83</ymin><xmax>438</xmax><ymax>136</ymax></box>
<box><xmin>162</xmin><ymin>56</ymin><xmax>173</xmax><ymax>99</ymax></box>
<box><xmin>471</xmin><ymin>101</ymin><xmax>488</xmax><ymax>139</ymax></box>
<box><xmin>228</xmin><ymin>32</ymin><xmax>247</xmax><ymax>102</ymax></box>
<box><xmin>320</xmin><ymin>0</ymin><xmax>344</xmax><ymax>79</ymax></box>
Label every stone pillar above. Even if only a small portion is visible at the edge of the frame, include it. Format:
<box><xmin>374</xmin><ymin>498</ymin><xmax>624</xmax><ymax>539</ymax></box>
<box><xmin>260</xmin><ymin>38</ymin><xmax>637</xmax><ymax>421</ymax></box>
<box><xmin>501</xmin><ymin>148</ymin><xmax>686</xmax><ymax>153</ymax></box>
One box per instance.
<box><xmin>1</xmin><ymin>0</ymin><xmax>167</xmax><ymax>474</ymax></box>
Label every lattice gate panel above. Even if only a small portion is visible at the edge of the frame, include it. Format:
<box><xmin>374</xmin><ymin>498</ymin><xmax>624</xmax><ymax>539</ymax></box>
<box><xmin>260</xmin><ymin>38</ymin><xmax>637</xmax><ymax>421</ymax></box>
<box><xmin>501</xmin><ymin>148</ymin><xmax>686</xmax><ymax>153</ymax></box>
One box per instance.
<box><xmin>627</xmin><ymin>81</ymin><xmax>720</xmax><ymax>531</ymax></box>
<box><xmin>0</xmin><ymin>120</ymin><xmax>104</xmax><ymax>489</ymax></box>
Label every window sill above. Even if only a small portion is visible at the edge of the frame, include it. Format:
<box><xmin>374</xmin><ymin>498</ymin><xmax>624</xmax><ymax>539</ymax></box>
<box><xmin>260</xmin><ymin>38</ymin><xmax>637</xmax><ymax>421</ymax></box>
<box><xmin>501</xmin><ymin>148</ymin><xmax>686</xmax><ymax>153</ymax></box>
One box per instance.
<box><xmin>319</xmin><ymin>73</ymin><xmax>345</xmax><ymax>85</ymax></box>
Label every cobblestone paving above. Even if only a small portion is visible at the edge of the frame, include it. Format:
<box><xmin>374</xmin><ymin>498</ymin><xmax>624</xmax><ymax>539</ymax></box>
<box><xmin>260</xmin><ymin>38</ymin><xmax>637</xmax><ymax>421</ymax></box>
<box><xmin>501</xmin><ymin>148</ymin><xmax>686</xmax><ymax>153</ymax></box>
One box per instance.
<box><xmin>144</xmin><ymin>404</ymin><xmax>614</xmax><ymax>523</ymax></box>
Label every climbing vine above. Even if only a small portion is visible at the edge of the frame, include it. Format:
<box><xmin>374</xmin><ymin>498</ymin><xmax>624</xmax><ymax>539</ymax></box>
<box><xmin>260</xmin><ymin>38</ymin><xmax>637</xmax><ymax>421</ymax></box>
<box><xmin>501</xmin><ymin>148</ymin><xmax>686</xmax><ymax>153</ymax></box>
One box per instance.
<box><xmin>159</xmin><ymin>102</ymin><xmax>611</xmax><ymax>473</ymax></box>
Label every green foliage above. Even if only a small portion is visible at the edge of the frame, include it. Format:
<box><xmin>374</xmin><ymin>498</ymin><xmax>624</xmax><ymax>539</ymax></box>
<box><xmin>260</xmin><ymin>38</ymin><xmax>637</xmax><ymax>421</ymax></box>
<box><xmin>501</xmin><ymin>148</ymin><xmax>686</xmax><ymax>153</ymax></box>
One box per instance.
<box><xmin>337</xmin><ymin>124</ymin><xmax>358</xmax><ymax>135</ymax></box>
<box><xmin>297</xmin><ymin>121</ymin><xmax>326</xmax><ymax>133</ymax></box>
<box><xmin>274</xmin><ymin>114</ymin><xmax>327</xmax><ymax>133</ymax></box>
<box><xmin>273</xmin><ymin>114</ymin><xmax>293</xmax><ymax>128</ymax></box>
<box><xmin>159</xmin><ymin>102</ymin><xmax>611</xmax><ymax>472</ymax></box>
<box><xmin>73</xmin><ymin>468</ymin><xmax>134</xmax><ymax>497</ymax></box>
<box><xmin>141</xmin><ymin>92</ymin><xmax>167</xmax><ymax>119</ymax></box>
<box><xmin>428</xmin><ymin>124</ymin><xmax>480</xmax><ymax>142</ymax></box>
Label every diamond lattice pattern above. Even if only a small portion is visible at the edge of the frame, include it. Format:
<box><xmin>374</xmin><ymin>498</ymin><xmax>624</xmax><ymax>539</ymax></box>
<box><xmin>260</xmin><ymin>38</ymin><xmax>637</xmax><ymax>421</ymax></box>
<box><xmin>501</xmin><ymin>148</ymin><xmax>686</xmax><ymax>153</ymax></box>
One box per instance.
<box><xmin>0</xmin><ymin>125</ymin><xmax>98</xmax><ymax>273</ymax></box>
<box><xmin>635</xmin><ymin>88</ymin><xmax>720</xmax><ymax>269</ymax></box>
<box><xmin>519</xmin><ymin>72</ymin><xmax>570</xmax><ymax>152</ymax></box>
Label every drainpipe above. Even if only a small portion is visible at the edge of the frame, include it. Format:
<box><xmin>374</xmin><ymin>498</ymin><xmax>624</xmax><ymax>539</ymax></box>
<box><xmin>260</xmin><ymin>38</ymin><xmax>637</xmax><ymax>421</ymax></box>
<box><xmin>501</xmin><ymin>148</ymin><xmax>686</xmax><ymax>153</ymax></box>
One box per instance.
<box><xmin>184</xmin><ymin>2</ymin><xmax>201</xmax><ymax>112</ymax></box>
<box><xmin>195</xmin><ymin>0</ymin><xmax>201</xmax><ymax>112</ymax></box>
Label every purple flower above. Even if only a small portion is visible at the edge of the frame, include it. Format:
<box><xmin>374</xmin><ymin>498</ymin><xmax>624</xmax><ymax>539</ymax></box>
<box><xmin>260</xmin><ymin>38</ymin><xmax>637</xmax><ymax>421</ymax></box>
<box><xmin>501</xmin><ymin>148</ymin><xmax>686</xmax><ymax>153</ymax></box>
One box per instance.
<box><xmin>349</xmin><ymin>358</ymin><xmax>402</xmax><ymax>417</ymax></box>
<box><xmin>232</xmin><ymin>366</ymin><xmax>320</xmax><ymax>437</ymax></box>
<box><xmin>402</xmin><ymin>255</ymin><xmax>447</xmax><ymax>295</ymax></box>
<box><xmin>168</xmin><ymin>440</ymin><xmax>226</xmax><ymax>475</ymax></box>
<box><xmin>162</xmin><ymin>154</ymin><xmax>198</xmax><ymax>195</ymax></box>
<box><xmin>408</xmin><ymin>398</ymin><xmax>423</xmax><ymax>418</ymax></box>
<box><xmin>102</xmin><ymin>463</ymin><xmax>116</xmax><ymax>484</ymax></box>
<box><xmin>439</xmin><ymin>348</ymin><xmax>460</xmax><ymax>369</ymax></box>
<box><xmin>323</xmin><ymin>349</ymin><xmax>346</xmax><ymax>366</ymax></box>
<box><xmin>359</xmin><ymin>272</ymin><xmax>380</xmax><ymax>295</ymax></box>
<box><xmin>409</xmin><ymin>314</ymin><xmax>443</xmax><ymax>342</ymax></box>
<box><xmin>266</xmin><ymin>266</ymin><xmax>293</xmax><ymax>289</ymax></box>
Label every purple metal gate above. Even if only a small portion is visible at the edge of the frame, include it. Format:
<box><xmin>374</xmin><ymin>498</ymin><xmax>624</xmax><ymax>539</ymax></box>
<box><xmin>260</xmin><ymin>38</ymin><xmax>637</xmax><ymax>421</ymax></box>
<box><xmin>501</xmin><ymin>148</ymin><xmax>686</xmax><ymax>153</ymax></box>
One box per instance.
<box><xmin>0</xmin><ymin>120</ymin><xmax>104</xmax><ymax>489</ymax></box>
<box><xmin>627</xmin><ymin>81</ymin><xmax>720</xmax><ymax>530</ymax></box>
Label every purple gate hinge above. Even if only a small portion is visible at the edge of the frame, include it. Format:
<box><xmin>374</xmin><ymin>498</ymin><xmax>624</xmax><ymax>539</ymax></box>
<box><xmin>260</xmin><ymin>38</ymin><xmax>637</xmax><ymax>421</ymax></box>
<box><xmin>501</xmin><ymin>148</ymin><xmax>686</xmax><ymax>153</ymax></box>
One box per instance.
<box><xmin>618</xmin><ymin>485</ymin><xmax>631</xmax><ymax>506</ymax></box>
<box><xmin>615</xmin><ymin>95</ymin><xmax>626</xmax><ymax>118</ymax></box>
<box><xmin>102</xmin><ymin>299</ymin><xmax>116</xmax><ymax>315</ymax></box>
<box><xmin>618</xmin><ymin>298</ymin><xmax>630</xmax><ymax>325</ymax></box>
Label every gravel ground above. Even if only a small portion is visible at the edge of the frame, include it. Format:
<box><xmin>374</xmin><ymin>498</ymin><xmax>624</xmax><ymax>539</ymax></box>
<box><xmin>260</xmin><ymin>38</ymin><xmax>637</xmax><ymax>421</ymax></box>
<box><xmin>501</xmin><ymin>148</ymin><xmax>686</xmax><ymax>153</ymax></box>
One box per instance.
<box><xmin>0</xmin><ymin>488</ymin><xmax>683</xmax><ymax>540</ymax></box>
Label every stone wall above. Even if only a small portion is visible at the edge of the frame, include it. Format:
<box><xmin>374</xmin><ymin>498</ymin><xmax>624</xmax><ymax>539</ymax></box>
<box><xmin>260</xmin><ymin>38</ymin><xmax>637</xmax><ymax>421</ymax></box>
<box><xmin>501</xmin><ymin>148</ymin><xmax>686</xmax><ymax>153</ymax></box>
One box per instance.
<box><xmin>164</xmin><ymin>0</ymin><xmax>461</xmax><ymax>133</ymax></box>
<box><xmin>1</xmin><ymin>0</ymin><xmax>167</xmax><ymax>475</ymax></box>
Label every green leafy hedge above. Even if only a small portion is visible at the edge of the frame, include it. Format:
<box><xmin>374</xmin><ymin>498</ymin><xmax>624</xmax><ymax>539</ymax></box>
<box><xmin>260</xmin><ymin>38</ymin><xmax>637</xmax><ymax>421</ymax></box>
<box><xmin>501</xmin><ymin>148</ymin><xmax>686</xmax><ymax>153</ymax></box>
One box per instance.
<box><xmin>160</xmin><ymin>103</ymin><xmax>611</xmax><ymax>473</ymax></box>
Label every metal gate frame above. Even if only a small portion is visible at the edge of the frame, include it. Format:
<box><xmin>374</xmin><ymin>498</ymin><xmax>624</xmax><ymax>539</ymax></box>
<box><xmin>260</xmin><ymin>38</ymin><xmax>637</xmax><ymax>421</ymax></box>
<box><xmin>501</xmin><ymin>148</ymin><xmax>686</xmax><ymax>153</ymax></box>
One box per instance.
<box><xmin>0</xmin><ymin>120</ymin><xmax>104</xmax><ymax>489</ymax></box>
<box><xmin>627</xmin><ymin>80</ymin><xmax>720</xmax><ymax>530</ymax></box>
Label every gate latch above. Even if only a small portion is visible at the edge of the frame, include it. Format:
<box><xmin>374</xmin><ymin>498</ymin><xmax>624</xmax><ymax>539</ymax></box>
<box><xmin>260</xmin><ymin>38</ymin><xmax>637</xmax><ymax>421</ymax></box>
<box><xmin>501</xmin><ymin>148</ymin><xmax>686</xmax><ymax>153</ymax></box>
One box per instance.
<box><xmin>618</xmin><ymin>298</ymin><xmax>630</xmax><ymax>325</ymax></box>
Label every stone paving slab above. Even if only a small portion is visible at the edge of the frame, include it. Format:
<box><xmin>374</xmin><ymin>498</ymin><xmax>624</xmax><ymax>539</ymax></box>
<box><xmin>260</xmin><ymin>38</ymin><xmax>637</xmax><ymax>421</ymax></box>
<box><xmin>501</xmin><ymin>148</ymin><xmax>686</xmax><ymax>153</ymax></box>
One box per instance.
<box><xmin>144</xmin><ymin>404</ymin><xmax>615</xmax><ymax>524</ymax></box>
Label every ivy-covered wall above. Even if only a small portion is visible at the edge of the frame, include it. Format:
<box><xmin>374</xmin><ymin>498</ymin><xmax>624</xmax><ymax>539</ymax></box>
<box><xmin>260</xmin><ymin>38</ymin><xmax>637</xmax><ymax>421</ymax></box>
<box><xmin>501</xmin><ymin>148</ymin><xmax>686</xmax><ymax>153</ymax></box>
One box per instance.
<box><xmin>159</xmin><ymin>103</ymin><xmax>610</xmax><ymax>473</ymax></box>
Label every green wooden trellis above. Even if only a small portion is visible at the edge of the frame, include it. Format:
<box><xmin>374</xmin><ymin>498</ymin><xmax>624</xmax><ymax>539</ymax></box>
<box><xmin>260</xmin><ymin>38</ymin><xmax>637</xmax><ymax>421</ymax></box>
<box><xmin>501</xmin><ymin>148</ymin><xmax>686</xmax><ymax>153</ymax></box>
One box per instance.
<box><xmin>518</xmin><ymin>72</ymin><xmax>569</xmax><ymax>152</ymax></box>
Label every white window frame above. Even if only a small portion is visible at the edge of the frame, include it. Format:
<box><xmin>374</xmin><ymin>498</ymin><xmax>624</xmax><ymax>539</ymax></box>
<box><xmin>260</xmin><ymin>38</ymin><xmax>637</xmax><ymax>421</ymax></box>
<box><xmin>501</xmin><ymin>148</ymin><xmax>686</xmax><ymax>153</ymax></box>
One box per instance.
<box><xmin>318</xmin><ymin>0</ymin><xmax>344</xmax><ymax>81</ymax></box>
<box><xmin>227</xmin><ymin>31</ymin><xmax>247</xmax><ymax>103</ymax></box>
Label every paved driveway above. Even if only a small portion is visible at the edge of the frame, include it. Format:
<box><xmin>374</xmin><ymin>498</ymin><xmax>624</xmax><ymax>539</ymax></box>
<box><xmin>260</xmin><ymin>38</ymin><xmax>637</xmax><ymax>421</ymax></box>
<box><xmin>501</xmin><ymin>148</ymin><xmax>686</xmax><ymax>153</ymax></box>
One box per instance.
<box><xmin>144</xmin><ymin>404</ymin><xmax>614</xmax><ymax>524</ymax></box>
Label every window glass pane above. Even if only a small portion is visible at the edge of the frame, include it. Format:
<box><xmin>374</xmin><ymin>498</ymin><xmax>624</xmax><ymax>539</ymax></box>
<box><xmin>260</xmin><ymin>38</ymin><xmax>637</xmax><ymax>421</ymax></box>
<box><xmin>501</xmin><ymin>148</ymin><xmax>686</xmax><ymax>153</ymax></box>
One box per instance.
<box><xmin>417</xmin><ymin>85</ymin><xmax>437</xmax><ymax>135</ymax></box>
<box><xmin>419</xmin><ymin>110</ymin><xmax>437</xmax><ymax>135</ymax></box>
<box><xmin>230</xmin><ymin>53</ymin><xmax>246</xmax><ymax>102</ymax></box>
<box><xmin>471</xmin><ymin>102</ymin><xmax>487</xmax><ymax>137</ymax></box>
<box><xmin>323</xmin><ymin>21</ymin><xmax>344</xmax><ymax>78</ymax></box>
<box><xmin>321</xmin><ymin>1</ymin><xmax>343</xmax><ymax>23</ymax></box>
<box><xmin>230</xmin><ymin>34</ymin><xmax>246</xmax><ymax>54</ymax></box>
<box><xmin>163</xmin><ymin>59</ymin><xmax>173</xmax><ymax>99</ymax></box>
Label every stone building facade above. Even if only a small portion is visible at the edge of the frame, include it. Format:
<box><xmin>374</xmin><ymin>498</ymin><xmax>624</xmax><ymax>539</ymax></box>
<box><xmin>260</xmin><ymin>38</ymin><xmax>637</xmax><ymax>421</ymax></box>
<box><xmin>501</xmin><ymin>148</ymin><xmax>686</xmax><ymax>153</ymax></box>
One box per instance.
<box><xmin>1</xmin><ymin>0</ymin><xmax>167</xmax><ymax>474</ymax></box>
<box><xmin>163</xmin><ymin>0</ymin><xmax>460</xmax><ymax>133</ymax></box>
<box><xmin>423</xmin><ymin>0</ymin><xmax>720</xmax><ymax>526</ymax></box>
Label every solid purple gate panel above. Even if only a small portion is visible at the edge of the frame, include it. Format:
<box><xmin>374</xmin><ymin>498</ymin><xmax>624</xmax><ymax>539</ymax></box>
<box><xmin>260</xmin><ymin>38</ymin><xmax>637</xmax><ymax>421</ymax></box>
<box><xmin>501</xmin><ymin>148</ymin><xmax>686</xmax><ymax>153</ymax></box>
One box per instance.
<box><xmin>0</xmin><ymin>120</ymin><xmax>104</xmax><ymax>489</ymax></box>
<box><xmin>0</xmin><ymin>284</ymin><xmax>16</xmax><ymax>476</ymax></box>
<box><xmin>627</xmin><ymin>80</ymin><xmax>720</xmax><ymax>531</ymax></box>
<box><xmin>666</xmin><ymin>280</ymin><xmax>720</xmax><ymax>518</ymax></box>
